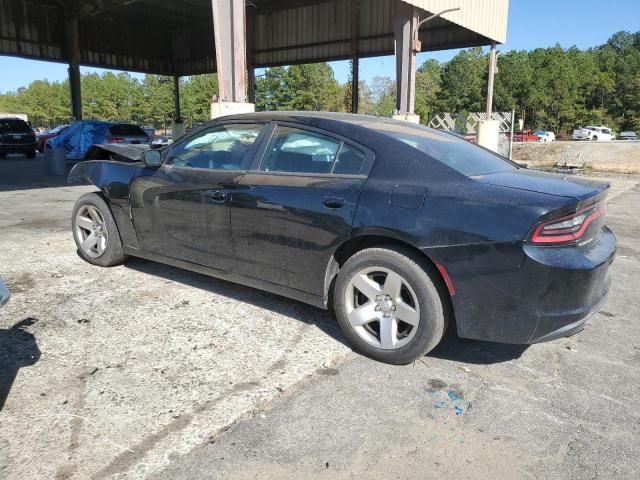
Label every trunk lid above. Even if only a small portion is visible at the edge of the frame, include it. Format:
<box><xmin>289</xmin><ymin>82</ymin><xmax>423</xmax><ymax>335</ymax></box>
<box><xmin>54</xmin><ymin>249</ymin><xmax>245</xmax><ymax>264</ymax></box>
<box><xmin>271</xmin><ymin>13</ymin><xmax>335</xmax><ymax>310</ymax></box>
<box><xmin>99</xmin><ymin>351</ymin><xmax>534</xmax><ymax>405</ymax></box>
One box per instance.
<box><xmin>474</xmin><ymin>169</ymin><xmax>608</xmax><ymax>201</ymax></box>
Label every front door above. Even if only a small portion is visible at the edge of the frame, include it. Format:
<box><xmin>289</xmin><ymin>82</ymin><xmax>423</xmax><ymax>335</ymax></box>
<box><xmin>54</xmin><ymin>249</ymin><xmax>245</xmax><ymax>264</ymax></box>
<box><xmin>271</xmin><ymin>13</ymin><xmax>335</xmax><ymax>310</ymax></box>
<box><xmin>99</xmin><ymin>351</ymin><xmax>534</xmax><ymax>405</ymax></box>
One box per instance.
<box><xmin>130</xmin><ymin>122</ymin><xmax>265</xmax><ymax>271</ymax></box>
<box><xmin>231</xmin><ymin>124</ymin><xmax>372</xmax><ymax>295</ymax></box>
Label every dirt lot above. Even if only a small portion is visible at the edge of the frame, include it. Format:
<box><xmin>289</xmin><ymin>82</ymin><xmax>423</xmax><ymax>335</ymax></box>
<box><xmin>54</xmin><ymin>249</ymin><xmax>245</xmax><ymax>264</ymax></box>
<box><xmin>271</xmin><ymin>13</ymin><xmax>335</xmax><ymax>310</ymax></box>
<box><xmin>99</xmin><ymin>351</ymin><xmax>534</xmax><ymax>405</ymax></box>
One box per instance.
<box><xmin>1</xmin><ymin>158</ymin><xmax>639</xmax><ymax>479</ymax></box>
<box><xmin>512</xmin><ymin>140</ymin><xmax>640</xmax><ymax>173</ymax></box>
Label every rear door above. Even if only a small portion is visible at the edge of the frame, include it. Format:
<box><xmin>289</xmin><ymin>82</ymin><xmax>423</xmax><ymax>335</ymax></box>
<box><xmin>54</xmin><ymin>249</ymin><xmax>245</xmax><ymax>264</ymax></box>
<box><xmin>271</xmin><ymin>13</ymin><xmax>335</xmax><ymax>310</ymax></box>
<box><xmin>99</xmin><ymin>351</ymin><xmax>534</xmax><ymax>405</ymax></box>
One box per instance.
<box><xmin>130</xmin><ymin>122</ymin><xmax>266</xmax><ymax>271</ymax></box>
<box><xmin>231</xmin><ymin>123</ymin><xmax>373</xmax><ymax>295</ymax></box>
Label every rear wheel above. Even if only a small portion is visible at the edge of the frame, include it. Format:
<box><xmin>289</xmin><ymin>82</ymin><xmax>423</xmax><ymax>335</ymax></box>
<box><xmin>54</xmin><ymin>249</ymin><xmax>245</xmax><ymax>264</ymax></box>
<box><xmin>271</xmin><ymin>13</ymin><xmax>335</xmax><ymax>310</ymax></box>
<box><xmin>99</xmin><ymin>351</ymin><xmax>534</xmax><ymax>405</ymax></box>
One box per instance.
<box><xmin>72</xmin><ymin>193</ymin><xmax>127</xmax><ymax>267</ymax></box>
<box><xmin>333</xmin><ymin>246</ymin><xmax>447</xmax><ymax>364</ymax></box>
<box><xmin>26</xmin><ymin>150</ymin><xmax>36</xmax><ymax>159</ymax></box>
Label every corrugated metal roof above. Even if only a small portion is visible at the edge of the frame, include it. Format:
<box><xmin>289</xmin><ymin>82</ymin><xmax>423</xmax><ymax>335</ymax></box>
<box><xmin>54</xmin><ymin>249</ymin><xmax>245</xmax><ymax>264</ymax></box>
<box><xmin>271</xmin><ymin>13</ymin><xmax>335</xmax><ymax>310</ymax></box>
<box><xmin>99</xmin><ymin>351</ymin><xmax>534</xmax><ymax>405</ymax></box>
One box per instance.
<box><xmin>402</xmin><ymin>0</ymin><xmax>508</xmax><ymax>44</ymax></box>
<box><xmin>0</xmin><ymin>0</ymin><xmax>508</xmax><ymax>76</ymax></box>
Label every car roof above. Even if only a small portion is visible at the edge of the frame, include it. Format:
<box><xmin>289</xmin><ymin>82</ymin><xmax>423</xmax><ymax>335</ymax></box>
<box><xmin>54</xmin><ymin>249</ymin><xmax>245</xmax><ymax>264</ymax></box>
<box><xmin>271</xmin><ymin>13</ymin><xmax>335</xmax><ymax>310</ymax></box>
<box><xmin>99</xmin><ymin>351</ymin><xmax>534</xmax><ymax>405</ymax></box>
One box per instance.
<box><xmin>217</xmin><ymin>111</ymin><xmax>383</xmax><ymax>126</ymax></box>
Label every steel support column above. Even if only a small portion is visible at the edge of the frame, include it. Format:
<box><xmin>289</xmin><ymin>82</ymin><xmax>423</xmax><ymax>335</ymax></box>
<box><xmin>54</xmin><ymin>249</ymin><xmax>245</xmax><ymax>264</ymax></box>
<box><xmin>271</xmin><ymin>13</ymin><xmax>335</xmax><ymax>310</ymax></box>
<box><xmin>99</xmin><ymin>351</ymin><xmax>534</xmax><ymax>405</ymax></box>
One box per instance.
<box><xmin>394</xmin><ymin>3</ymin><xmax>418</xmax><ymax>116</ymax></box>
<box><xmin>211</xmin><ymin>0</ymin><xmax>247</xmax><ymax>103</ymax></box>
<box><xmin>66</xmin><ymin>17</ymin><xmax>82</xmax><ymax>121</ymax></box>
<box><xmin>350</xmin><ymin>0</ymin><xmax>361</xmax><ymax>114</ymax></box>
<box><xmin>173</xmin><ymin>75</ymin><xmax>182</xmax><ymax>122</ymax></box>
<box><xmin>485</xmin><ymin>42</ymin><xmax>497</xmax><ymax>117</ymax></box>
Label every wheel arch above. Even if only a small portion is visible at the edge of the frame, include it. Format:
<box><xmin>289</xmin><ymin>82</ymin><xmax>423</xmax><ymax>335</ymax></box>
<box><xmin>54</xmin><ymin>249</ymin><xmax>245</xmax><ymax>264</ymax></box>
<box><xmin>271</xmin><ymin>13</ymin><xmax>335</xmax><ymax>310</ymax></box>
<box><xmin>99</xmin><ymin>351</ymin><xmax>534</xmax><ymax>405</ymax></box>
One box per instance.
<box><xmin>324</xmin><ymin>231</ymin><xmax>454</xmax><ymax>317</ymax></box>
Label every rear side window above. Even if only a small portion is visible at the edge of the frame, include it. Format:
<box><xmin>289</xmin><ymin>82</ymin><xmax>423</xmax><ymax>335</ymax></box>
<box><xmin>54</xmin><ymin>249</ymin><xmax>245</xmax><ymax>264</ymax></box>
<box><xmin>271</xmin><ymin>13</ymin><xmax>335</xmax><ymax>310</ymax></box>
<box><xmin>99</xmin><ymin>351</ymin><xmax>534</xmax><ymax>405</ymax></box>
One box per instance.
<box><xmin>260</xmin><ymin>126</ymin><xmax>366</xmax><ymax>175</ymax></box>
<box><xmin>261</xmin><ymin>127</ymin><xmax>340</xmax><ymax>174</ymax></box>
<box><xmin>109</xmin><ymin>124</ymin><xmax>147</xmax><ymax>136</ymax></box>
<box><xmin>370</xmin><ymin>121</ymin><xmax>516</xmax><ymax>177</ymax></box>
<box><xmin>334</xmin><ymin>144</ymin><xmax>365</xmax><ymax>175</ymax></box>
<box><xmin>0</xmin><ymin>119</ymin><xmax>31</xmax><ymax>133</ymax></box>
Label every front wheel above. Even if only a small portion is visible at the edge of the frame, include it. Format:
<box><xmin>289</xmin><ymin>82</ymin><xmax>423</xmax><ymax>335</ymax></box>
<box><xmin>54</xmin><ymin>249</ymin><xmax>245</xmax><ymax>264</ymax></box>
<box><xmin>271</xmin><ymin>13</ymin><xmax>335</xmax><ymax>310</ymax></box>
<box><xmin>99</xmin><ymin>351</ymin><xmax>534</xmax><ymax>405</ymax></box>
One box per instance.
<box><xmin>72</xmin><ymin>193</ymin><xmax>128</xmax><ymax>267</ymax></box>
<box><xmin>26</xmin><ymin>150</ymin><xmax>36</xmax><ymax>159</ymax></box>
<box><xmin>591</xmin><ymin>136</ymin><xmax>598</xmax><ymax>141</ymax></box>
<box><xmin>333</xmin><ymin>247</ymin><xmax>447</xmax><ymax>364</ymax></box>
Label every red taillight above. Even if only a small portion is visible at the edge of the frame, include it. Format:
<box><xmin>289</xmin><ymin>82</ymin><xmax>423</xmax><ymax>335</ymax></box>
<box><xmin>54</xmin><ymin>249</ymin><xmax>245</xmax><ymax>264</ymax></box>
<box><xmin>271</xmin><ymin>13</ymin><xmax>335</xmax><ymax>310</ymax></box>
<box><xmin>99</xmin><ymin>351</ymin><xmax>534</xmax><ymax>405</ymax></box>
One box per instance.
<box><xmin>530</xmin><ymin>204</ymin><xmax>605</xmax><ymax>244</ymax></box>
<box><xmin>108</xmin><ymin>137</ymin><xmax>125</xmax><ymax>144</ymax></box>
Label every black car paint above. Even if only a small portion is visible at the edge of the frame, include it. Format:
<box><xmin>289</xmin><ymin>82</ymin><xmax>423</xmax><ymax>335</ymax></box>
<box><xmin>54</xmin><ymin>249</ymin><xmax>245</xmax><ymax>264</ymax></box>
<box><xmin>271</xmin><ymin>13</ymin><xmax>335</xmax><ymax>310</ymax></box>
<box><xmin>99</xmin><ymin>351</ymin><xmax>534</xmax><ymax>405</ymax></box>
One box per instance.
<box><xmin>69</xmin><ymin>112</ymin><xmax>615</xmax><ymax>345</ymax></box>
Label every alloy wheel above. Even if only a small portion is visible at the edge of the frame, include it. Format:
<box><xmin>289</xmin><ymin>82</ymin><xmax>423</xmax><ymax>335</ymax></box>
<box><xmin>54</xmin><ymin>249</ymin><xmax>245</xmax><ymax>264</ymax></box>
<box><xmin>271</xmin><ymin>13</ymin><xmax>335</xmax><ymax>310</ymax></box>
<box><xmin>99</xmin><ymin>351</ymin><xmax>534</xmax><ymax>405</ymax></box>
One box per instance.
<box><xmin>75</xmin><ymin>205</ymin><xmax>108</xmax><ymax>258</ymax></box>
<box><xmin>344</xmin><ymin>266</ymin><xmax>420</xmax><ymax>350</ymax></box>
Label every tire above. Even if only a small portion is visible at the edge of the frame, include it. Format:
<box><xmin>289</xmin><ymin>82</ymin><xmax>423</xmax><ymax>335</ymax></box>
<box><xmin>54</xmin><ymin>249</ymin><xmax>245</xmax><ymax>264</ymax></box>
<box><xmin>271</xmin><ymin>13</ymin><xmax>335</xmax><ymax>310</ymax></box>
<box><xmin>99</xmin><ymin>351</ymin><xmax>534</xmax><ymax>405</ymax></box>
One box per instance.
<box><xmin>0</xmin><ymin>152</ymin><xmax>6</xmax><ymax>158</ymax></box>
<box><xmin>592</xmin><ymin>136</ymin><xmax>598</xmax><ymax>141</ymax></box>
<box><xmin>333</xmin><ymin>246</ymin><xmax>447</xmax><ymax>364</ymax></box>
<box><xmin>26</xmin><ymin>150</ymin><xmax>36</xmax><ymax>159</ymax></box>
<box><xmin>71</xmin><ymin>192</ymin><xmax>128</xmax><ymax>267</ymax></box>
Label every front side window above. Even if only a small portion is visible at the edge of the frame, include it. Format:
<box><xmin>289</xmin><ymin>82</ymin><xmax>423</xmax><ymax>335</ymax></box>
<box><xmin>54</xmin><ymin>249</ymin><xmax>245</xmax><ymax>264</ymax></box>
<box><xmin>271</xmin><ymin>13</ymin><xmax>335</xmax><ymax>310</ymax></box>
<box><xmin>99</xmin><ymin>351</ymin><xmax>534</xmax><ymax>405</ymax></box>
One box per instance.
<box><xmin>166</xmin><ymin>123</ymin><xmax>262</xmax><ymax>170</ymax></box>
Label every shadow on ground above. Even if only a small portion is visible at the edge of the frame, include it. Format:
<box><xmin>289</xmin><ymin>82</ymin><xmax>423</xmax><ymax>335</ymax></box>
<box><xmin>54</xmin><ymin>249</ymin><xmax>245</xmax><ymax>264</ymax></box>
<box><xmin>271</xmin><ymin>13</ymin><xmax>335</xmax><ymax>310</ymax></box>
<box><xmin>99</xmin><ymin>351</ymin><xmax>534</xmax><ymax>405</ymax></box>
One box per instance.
<box><xmin>126</xmin><ymin>257</ymin><xmax>528</xmax><ymax>365</ymax></box>
<box><xmin>429</xmin><ymin>325</ymin><xmax>529</xmax><ymax>365</ymax></box>
<box><xmin>125</xmin><ymin>258</ymin><xmax>349</xmax><ymax>347</ymax></box>
<box><xmin>0</xmin><ymin>318</ymin><xmax>41</xmax><ymax>411</ymax></box>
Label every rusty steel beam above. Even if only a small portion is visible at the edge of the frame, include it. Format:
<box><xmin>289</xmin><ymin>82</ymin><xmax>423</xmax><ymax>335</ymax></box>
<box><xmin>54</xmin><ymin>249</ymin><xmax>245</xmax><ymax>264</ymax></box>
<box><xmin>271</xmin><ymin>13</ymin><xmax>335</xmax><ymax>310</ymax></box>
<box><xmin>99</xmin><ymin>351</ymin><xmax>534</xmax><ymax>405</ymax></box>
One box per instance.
<box><xmin>211</xmin><ymin>0</ymin><xmax>247</xmax><ymax>103</ymax></box>
<box><xmin>394</xmin><ymin>2</ymin><xmax>418</xmax><ymax>115</ymax></box>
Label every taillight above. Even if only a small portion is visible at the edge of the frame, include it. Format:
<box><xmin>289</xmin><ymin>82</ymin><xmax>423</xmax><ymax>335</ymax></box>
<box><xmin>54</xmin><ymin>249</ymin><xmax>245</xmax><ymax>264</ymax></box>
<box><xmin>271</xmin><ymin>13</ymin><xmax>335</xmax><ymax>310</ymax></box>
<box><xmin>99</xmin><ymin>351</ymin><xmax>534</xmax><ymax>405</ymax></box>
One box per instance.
<box><xmin>530</xmin><ymin>203</ymin><xmax>605</xmax><ymax>245</ymax></box>
<box><xmin>108</xmin><ymin>137</ymin><xmax>125</xmax><ymax>144</ymax></box>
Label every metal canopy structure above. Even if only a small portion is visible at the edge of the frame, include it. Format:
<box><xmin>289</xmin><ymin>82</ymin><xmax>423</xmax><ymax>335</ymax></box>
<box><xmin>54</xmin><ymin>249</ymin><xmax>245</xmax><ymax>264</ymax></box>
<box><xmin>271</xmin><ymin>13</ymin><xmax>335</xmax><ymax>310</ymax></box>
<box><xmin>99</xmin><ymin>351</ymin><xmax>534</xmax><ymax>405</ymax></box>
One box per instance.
<box><xmin>0</xmin><ymin>0</ymin><xmax>509</xmax><ymax>120</ymax></box>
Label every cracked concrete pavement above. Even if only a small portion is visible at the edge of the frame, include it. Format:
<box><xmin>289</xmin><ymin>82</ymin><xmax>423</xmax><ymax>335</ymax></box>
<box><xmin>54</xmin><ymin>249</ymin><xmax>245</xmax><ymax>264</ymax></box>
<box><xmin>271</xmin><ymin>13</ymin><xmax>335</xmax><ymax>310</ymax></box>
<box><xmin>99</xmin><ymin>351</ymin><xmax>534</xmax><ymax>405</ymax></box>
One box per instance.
<box><xmin>1</xmin><ymin>158</ymin><xmax>639</xmax><ymax>479</ymax></box>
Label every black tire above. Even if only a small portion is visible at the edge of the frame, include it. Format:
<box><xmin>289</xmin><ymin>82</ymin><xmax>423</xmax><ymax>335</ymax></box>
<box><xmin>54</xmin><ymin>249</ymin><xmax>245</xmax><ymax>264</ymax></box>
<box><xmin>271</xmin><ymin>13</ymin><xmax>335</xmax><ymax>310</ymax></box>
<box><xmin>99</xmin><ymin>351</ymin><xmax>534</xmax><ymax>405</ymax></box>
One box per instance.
<box><xmin>333</xmin><ymin>246</ymin><xmax>447</xmax><ymax>364</ymax></box>
<box><xmin>25</xmin><ymin>150</ymin><xmax>36</xmax><ymax>159</ymax></box>
<box><xmin>71</xmin><ymin>192</ymin><xmax>128</xmax><ymax>267</ymax></box>
<box><xmin>591</xmin><ymin>136</ymin><xmax>598</xmax><ymax>141</ymax></box>
<box><xmin>0</xmin><ymin>152</ymin><xmax>6</xmax><ymax>158</ymax></box>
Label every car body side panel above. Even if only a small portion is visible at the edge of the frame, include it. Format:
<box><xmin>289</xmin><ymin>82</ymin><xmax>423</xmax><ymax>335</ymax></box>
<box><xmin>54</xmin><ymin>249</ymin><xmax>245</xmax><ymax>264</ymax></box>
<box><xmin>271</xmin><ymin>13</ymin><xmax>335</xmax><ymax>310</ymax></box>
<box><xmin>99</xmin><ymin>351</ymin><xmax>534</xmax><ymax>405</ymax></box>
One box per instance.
<box><xmin>233</xmin><ymin>172</ymin><xmax>364</xmax><ymax>295</ymax></box>
<box><xmin>68</xmin><ymin>160</ymin><xmax>147</xmax><ymax>248</ymax></box>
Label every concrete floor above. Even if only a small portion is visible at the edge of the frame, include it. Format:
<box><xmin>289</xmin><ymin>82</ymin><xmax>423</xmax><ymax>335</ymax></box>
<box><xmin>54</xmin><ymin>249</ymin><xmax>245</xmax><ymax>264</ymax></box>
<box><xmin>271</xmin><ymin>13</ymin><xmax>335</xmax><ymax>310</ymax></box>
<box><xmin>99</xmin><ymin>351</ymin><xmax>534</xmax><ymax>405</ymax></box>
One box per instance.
<box><xmin>0</xmin><ymin>157</ymin><xmax>639</xmax><ymax>479</ymax></box>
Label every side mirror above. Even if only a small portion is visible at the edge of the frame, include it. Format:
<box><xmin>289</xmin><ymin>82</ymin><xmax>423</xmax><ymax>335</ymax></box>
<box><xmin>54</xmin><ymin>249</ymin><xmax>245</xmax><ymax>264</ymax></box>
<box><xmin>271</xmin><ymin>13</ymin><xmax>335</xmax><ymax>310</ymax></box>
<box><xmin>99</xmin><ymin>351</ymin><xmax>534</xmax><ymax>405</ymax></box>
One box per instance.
<box><xmin>142</xmin><ymin>149</ymin><xmax>162</xmax><ymax>166</ymax></box>
<box><xmin>0</xmin><ymin>280</ymin><xmax>9</xmax><ymax>308</ymax></box>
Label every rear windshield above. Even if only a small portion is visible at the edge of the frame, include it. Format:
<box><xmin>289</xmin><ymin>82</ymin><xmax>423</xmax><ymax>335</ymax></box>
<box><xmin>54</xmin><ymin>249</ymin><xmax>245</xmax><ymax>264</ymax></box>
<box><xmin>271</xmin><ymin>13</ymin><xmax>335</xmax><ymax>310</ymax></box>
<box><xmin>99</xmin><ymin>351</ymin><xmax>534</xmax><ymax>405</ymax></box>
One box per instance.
<box><xmin>0</xmin><ymin>119</ymin><xmax>32</xmax><ymax>133</ymax></box>
<box><xmin>109</xmin><ymin>124</ymin><xmax>147</xmax><ymax>136</ymax></box>
<box><xmin>369</xmin><ymin>121</ymin><xmax>516</xmax><ymax>177</ymax></box>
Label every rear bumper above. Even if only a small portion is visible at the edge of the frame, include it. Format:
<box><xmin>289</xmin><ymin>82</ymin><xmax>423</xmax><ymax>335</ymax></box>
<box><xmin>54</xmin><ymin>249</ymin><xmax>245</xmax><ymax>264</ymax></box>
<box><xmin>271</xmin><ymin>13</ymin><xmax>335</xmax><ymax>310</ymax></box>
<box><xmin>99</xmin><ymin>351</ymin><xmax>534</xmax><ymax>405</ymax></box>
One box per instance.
<box><xmin>0</xmin><ymin>143</ymin><xmax>36</xmax><ymax>153</ymax></box>
<box><xmin>427</xmin><ymin>227</ymin><xmax>616</xmax><ymax>344</ymax></box>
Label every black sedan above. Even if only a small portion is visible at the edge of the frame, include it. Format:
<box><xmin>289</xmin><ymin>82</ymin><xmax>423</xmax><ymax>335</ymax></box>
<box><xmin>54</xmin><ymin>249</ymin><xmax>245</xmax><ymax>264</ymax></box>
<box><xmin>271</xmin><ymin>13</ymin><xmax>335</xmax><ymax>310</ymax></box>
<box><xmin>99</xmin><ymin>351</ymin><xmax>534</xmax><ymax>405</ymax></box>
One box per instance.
<box><xmin>68</xmin><ymin>112</ymin><xmax>615</xmax><ymax>364</ymax></box>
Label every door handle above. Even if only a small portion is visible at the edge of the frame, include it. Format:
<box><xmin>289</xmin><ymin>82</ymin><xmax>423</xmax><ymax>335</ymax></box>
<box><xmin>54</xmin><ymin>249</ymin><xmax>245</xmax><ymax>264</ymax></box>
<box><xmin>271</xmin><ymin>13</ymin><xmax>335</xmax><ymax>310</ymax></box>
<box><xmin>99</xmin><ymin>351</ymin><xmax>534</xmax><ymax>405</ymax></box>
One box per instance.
<box><xmin>209</xmin><ymin>190</ymin><xmax>227</xmax><ymax>202</ymax></box>
<box><xmin>322</xmin><ymin>197</ymin><xmax>345</xmax><ymax>209</ymax></box>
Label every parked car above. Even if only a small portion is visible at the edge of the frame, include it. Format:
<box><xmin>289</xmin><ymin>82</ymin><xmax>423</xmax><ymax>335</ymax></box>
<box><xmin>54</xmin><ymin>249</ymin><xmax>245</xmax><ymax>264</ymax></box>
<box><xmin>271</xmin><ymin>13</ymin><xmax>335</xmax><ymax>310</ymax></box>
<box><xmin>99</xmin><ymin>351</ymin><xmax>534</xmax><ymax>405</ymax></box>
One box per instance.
<box><xmin>36</xmin><ymin>124</ymin><xmax>68</xmax><ymax>152</ymax></box>
<box><xmin>68</xmin><ymin>112</ymin><xmax>615</xmax><ymax>364</ymax></box>
<box><xmin>513</xmin><ymin>130</ymin><xmax>539</xmax><ymax>142</ymax></box>
<box><xmin>0</xmin><ymin>117</ymin><xmax>36</xmax><ymax>158</ymax></box>
<box><xmin>46</xmin><ymin>121</ymin><xmax>150</xmax><ymax>159</ymax></box>
<box><xmin>150</xmin><ymin>135</ymin><xmax>173</xmax><ymax>149</ymax></box>
<box><xmin>107</xmin><ymin>123</ymin><xmax>150</xmax><ymax>145</ymax></box>
<box><xmin>617</xmin><ymin>131</ymin><xmax>638</xmax><ymax>140</ymax></box>
<box><xmin>534</xmin><ymin>130</ymin><xmax>555</xmax><ymax>142</ymax></box>
<box><xmin>572</xmin><ymin>126</ymin><xmax>614</xmax><ymax>141</ymax></box>
<box><xmin>0</xmin><ymin>279</ymin><xmax>9</xmax><ymax>308</ymax></box>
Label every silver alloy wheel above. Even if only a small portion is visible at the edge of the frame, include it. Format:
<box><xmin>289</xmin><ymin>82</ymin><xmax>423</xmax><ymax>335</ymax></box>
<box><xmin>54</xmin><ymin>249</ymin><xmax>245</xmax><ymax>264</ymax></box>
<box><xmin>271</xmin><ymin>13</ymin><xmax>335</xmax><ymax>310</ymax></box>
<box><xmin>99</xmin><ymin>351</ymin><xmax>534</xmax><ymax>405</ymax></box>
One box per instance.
<box><xmin>74</xmin><ymin>205</ymin><xmax>108</xmax><ymax>258</ymax></box>
<box><xmin>344</xmin><ymin>266</ymin><xmax>420</xmax><ymax>350</ymax></box>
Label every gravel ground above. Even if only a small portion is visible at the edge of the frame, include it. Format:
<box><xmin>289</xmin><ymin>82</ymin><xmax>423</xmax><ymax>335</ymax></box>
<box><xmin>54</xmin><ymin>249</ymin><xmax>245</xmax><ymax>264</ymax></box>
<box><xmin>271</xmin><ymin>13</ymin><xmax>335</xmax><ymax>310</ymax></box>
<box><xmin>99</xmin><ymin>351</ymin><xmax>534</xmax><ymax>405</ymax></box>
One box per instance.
<box><xmin>1</xmin><ymin>158</ymin><xmax>638</xmax><ymax>479</ymax></box>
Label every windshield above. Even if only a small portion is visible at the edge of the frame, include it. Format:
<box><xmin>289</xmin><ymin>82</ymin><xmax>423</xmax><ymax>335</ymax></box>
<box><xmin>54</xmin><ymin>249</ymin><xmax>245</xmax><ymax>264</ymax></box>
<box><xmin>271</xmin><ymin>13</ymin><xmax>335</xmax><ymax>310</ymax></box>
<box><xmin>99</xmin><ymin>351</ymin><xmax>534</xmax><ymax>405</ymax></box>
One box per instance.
<box><xmin>369</xmin><ymin>121</ymin><xmax>516</xmax><ymax>177</ymax></box>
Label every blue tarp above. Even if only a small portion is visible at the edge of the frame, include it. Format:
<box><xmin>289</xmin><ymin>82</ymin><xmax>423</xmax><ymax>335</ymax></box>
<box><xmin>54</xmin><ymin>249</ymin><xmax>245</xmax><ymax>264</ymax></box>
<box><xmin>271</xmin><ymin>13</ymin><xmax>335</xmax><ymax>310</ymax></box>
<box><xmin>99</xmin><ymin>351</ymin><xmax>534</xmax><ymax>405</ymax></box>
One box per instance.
<box><xmin>46</xmin><ymin>121</ymin><xmax>113</xmax><ymax>159</ymax></box>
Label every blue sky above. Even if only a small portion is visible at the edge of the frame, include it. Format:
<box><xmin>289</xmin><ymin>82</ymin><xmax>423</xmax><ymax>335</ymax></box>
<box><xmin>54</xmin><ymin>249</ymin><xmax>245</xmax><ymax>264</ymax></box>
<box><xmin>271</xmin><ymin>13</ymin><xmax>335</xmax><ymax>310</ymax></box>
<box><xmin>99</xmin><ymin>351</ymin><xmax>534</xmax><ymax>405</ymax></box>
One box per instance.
<box><xmin>1</xmin><ymin>0</ymin><xmax>638</xmax><ymax>93</ymax></box>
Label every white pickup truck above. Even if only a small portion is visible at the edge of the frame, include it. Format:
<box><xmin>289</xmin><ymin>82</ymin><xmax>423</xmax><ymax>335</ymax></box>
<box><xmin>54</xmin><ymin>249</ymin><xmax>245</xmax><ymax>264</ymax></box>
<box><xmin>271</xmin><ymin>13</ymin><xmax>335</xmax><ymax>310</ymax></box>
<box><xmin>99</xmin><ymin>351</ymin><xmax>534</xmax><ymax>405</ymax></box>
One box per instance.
<box><xmin>572</xmin><ymin>126</ymin><xmax>614</xmax><ymax>141</ymax></box>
